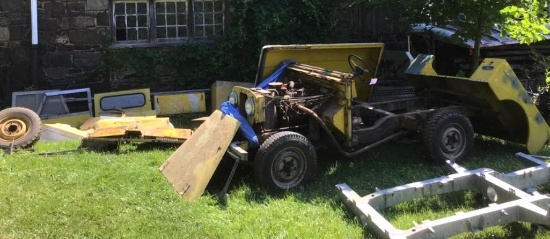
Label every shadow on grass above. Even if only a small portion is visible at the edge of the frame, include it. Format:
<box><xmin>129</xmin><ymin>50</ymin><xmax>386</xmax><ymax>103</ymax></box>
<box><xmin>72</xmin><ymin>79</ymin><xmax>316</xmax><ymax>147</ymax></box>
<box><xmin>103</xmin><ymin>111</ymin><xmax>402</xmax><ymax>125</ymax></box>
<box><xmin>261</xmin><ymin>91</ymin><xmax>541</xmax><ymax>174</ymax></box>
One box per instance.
<box><xmin>211</xmin><ymin>135</ymin><xmax>550</xmax><ymax>237</ymax></box>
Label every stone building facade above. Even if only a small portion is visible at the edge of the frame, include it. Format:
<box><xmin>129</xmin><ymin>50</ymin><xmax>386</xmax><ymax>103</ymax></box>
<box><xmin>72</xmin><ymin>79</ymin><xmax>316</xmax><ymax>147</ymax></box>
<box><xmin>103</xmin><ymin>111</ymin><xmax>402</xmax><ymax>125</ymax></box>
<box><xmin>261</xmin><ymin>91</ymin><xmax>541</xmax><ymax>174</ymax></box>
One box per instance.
<box><xmin>0</xmin><ymin>0</ymin><xmax>365</xmax><ymax>104</ymax></box>
<box><xmin>0</xmin><ymin>0</ymin><xmax>109</xmax><ymax>97</ymax></box>
<box><xmin>0</xmin><ymin>0</ymin><xmax>229</xmax><ymax>104</ymax></box>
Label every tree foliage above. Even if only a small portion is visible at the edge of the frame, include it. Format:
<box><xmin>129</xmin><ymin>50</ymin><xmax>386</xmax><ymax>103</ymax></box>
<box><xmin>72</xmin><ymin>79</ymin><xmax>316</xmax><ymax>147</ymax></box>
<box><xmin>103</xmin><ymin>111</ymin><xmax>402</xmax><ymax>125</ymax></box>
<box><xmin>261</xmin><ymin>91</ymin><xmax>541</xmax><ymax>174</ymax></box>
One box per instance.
<box><xmin>501</xmin><ymin>0</ymin><xmax>550</xmax><ymax>44</ymax></box>
<box><xmin>355</xmin><ymin>0</ymin><xmax>550</xmax><ymax>75</ymax></box>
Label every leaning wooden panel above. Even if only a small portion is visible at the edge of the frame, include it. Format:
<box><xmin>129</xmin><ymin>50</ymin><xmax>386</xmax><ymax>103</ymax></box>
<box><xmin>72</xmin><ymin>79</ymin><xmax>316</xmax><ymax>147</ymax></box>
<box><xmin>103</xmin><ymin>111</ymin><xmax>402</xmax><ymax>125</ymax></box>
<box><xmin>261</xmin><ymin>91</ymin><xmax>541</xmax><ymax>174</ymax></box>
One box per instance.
<box><xmin>159</xmin><ymin>110</ymin><xmax>240</xmax><ymax>200</ymax></box>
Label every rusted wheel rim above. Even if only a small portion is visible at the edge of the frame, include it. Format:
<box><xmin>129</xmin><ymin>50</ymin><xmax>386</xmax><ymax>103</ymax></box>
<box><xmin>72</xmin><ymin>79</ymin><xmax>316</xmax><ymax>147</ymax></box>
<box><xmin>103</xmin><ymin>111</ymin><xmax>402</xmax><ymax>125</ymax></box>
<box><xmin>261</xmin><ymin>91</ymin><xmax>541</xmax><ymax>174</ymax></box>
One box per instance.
<box><xmin>0</xmin><ymin>117</ymin><xmax>29</xmax><ymax>140</ymax></box>
<box><xmin>440</xmin><ymin>123</ymin><xmax>466</xmax><ymax>159</ymax></box>
<box><xmin>271</xmin><ymin>147</ymin><xmax>306</xmax><ymax>189</ymax></box>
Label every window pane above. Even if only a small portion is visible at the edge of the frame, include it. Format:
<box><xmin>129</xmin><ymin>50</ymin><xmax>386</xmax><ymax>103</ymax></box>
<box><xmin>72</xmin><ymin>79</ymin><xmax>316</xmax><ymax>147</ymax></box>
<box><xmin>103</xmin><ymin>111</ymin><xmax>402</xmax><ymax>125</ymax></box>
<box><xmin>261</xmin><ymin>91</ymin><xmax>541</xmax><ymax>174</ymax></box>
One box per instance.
<box><xmin>138</xmin><ymin>15</ymin><xmax>148</xmax><ymax>27</ymax></box>
<box><xmin>156</xmin><ymin>2</ymin><xmax>165</xmax><ymax>13</ymax></box>
<box><xmin>167</xmin><ymin>27</ymin><xmax>177</xmax><ymax>38</ymax></box>
<box><xmin>214</xmin><ymin>13</ymin><xmax>222</xmax><ymax>24</ymax></box>
<box><xmin>177</xmin><ymin>2</ymin><xmax>186</xmax><ymax>13</ymax></box>
<box><xmin>157</xmin><ymin>27</ymin><xmax>166</xmax><ymax>38</ymax></box>
<box><xmin>195</xmin><ymin>26</ymin><xmax>204</xmax><ymax>36</ymax></box>
<box><xmin>166</xmin><ymin>2</ymin><xmax>176</xmax><ymax>13</ymax></box>
<box><xmin>178</xmin><ymin>26</ymin><xmax>187</xmax><ymax>37</ymax></box>
<box><xmin>177</xmin><ymin>14</ymin><xmax>186</xmax><ymax>25</ymax></box>
<box><xmin>167</xmin><ymin>14</ymin><xmax>176</xmax><ymax>25</ymax></box>
<box><xmin>115</xmin><ymin>16</ymin><xmax>126</xmax><ymax>28</ymax></box>
<box><xmin>116</xmin><ymin>29</ymin><xmax>127</xmax><ymax>40</ymax></box>
<box><xmin>157</xmin><ymin>14</ymin><xmax>166</xmax><ymax>25</ymax></box>
<box><xmin>204</xmin><ymin>1</ymin><xmax>213</xmax><ymax>12</ymax></box>
<box><xmin>194</xmin><ymin>1</ymin><xmax>203</xmax><ymax>12</ymax></box>
<box><xmin>214</xmin><ymin>1</ymin><xmax>222</xmax><ymax>11</ymax></box>
<box><xmin>155</xmin><ymin>1</ymin><xmax>188</xmax><ymax>39</ymax></box>
<box><xmin>138</xmin><ymin>28</ymin><xmax>149</xmax><ymax>40</ymax></box>
<box><xmin>114</xmin><ymin>1</ymin><xmax>150</xmax><ymax>42</ymax></box>
<box><xmin>205</xmin><ymin>26</ymin><xmax>213</xmax><ymax>36</ymax></box>
<box><xmin>137</xmin><ymin>3</ymin><xmax>147</xmax><ymax>14</ymax></box>
<box><xmin>115</xmin><ymin>3</ymin><xmax>125</xmax><ymax>15</ymax></box>
<box><xmin>127</xmin><ymin>16</ymin><xmax>137</xmax><ymax>27</ymax></box>
<box><xmin>204</xmin><ymin>13</ymin><xmax>213</xmax><ymax>24</ymax></box>
<box><xmin>127</xmin><ymin>28</ymin><xmax>137</xmax><ymax>40</ymax></box>
<box><xmin>215</xmin><ymin>25</ymin><xmax>223</xmax><ymax>35</ymax></box>
<box><xmin>194</xmin><ymin>13</ymin><xmax>203</xmax><ymax>25</ymax></box>
<box><xmin>127</xmin><ymin>3</ymin><xmax>136</xmax><ymax>14</ymax></box>
<box><xmin>192</xmin><ymin>0</ymin><xmax>223</xmax><ymax>37</ymax></box>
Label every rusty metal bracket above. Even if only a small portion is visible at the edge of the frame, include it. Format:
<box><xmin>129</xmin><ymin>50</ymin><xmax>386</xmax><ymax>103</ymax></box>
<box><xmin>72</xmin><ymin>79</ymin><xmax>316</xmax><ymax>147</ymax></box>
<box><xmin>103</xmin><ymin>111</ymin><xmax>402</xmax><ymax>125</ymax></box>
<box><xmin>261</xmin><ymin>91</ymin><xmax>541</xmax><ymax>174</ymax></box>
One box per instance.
<box><xmin>336</xmin><ymin>153</ymin><xmax>550</xmax><ymax>239</ymax></box>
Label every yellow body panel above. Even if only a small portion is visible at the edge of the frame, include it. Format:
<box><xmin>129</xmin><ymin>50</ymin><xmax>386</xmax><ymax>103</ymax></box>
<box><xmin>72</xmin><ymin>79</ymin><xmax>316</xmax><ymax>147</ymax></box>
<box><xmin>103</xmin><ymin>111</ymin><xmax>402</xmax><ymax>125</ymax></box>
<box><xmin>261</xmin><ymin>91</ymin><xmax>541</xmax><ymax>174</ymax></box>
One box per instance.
<box><xmin>94</xmin><ymin>88</ymin><xmax>153</xmax><ymax>117</ymax></box>
<box><xmin>256</xmin><ymin>43</ymin><xmax>385</xmax><ymax>101</ymax></box>
<box><xmin>210</xmin><ymin>81</ymin><xmax>254</xmax><ymax>111</ymax></box>
<box><xmin>471</xmin><ymin>58</ymin><xmax>550</xmax><ymax>153</ymax></box>
<box><xmin>232</xmin><ymin>86</ymin><xmax>267</xmax><ymax>124</ymax></box>
<box><xmin>42</xmin><ymin>112</ymin><xmax>91</xmax><ymax>128</ymax></box>
<box><xmin>406</xmin><ymin>55</ymin><xmax>550</xmax><ymax>153</ymax></box>
<box><xmin>80</xmin><ymin>116</ymin><xmax>191</xmax><ymax>140</ymax></box>
<box><xmin>320</xmin><ymin>100</ymin><xmax>347</xmax><ymax>137</ymax></box>
<box><xmin>154</xmin><ymin>92</ymin><xmax>206</xmax><ymax>115</ymax></box>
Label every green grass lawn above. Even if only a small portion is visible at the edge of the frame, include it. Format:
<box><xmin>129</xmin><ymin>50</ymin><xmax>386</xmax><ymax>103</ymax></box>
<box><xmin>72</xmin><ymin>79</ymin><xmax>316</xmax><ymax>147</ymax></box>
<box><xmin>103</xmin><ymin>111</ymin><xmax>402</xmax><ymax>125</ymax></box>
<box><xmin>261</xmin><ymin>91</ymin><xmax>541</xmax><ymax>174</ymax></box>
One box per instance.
<box><xmin>2</xmin><ymin>136</ymin><xmax>550</xmax><ymax>238</ymax></box>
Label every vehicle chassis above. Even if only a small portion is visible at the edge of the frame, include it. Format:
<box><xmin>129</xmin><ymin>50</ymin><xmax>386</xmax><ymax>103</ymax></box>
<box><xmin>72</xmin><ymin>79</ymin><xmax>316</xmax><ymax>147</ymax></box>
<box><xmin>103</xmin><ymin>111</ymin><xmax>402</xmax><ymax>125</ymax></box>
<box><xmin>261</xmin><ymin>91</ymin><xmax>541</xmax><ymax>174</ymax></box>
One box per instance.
<box><xmin>336</xmin><ymin>153</ymin><xmax>550</xmax><ymax>239</ymax></box>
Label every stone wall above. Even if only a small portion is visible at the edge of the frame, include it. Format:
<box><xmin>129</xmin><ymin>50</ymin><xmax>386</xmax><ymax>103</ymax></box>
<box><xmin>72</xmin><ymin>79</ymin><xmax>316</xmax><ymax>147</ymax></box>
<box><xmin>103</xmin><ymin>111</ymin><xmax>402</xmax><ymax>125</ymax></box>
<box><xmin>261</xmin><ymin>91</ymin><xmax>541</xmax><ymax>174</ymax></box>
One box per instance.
<box><xmin>0</xmin><ymin>0</ymin><xmax>110</xmax><ymax>102</ymax></box>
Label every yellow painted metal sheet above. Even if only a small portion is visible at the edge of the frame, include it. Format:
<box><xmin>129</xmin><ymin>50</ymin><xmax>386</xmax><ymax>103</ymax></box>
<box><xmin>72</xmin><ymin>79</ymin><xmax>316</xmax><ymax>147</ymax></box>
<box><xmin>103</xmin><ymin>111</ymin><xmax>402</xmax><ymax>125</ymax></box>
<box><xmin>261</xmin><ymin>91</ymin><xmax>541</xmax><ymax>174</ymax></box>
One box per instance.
<box><xmin>154</xmin><ymin>92</ymin><xmax>206</xmax><ymax>115</ymax></box>
<box><xmin>257</xmin><ymin>43</ymin><xmax>385</xmax><ymax>101</ymax></box>
<box><xmin>139</xmin><ymin>128</ymin><xmax>193</xmax><ymax>139</ymax></box>
<box><xmin>210</xmin><ymin>81</ymin><xmax>254</xmax><ymax>111</ymax></box>
<box><xmin>41</xmin><ymin>123</ymin><xmax>89</xmax><ymax>141</ymax></box>
<box><xmin>42</xmin><ymin>112</ymin><xmax>91</xmax><ymax>128</ymax></box>
<box><xmin>88</xmin><ymin>126</ymin><xmax>128</xmax><ymax>138</ymax></box>
<box><xmin>406</xmin><ymin>55</ymin><xmax>550</xmax><ymax>153</ymax></box>
<box><xmin>81</xmin><ymin>116</ymin><xmax>192</xmax><ymax>140</ymax></box>
<box><xmin>93</xmin><ymin>88</ymin><xmax>153</xmax><ymax>117</ymax></box>
<box><xmin>159</xmin><ymin>110</ymin><xmax>240</xmax><ymax>200</ymax></box>
<box><xmin>80</xmin><ymin>117</ymin><xmax>171</xmax><ymax>131</ymax></box>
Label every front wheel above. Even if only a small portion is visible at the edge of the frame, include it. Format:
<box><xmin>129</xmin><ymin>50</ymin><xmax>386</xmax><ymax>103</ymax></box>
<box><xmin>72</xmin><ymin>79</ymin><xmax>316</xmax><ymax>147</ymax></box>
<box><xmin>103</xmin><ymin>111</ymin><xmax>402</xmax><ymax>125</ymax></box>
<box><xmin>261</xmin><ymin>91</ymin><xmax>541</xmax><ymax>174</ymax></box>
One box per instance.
<box><xmin>422</xmin><ymin>109</ymin><xmax>474</xmax><ymax>164</ymax></box>
<box><xmin>254</xmin><ymin>131</ymin><xmax>317</xmax><ymax>192</ymax></box>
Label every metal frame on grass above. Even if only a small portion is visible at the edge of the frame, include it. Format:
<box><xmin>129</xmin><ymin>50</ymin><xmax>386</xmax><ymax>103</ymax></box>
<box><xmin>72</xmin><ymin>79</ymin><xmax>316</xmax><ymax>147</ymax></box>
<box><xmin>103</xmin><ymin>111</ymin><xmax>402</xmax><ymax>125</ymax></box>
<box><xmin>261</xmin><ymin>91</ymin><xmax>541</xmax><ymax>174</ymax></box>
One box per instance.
<box><xmin>336</xmin><ymin>153</ymin><xmax>550</xmax><ymax>239</ymax></box>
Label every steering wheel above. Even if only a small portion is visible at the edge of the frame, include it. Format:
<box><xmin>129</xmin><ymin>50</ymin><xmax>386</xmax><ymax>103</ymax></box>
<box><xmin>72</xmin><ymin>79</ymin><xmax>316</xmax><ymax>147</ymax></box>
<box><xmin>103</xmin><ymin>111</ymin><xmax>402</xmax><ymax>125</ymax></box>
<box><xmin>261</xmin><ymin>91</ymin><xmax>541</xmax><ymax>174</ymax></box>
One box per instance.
<box><xmin>348</xmin><ymin>54</ymin><xmax>374</xmax><ymax>81</ymax></box>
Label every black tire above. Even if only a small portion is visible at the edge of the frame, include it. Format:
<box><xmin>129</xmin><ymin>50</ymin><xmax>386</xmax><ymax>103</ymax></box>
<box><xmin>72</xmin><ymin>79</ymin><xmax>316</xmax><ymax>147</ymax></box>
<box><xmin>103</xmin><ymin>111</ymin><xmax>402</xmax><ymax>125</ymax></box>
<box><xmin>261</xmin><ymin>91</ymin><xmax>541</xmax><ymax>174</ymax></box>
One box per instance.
<box><xmin>254</xmin><ymin>131</ymin><xmax>317</xmax><ymax>192</ymax></box>
<box><xmin>422</xmin><ymin>109</ymin><xmax>474</xmax><ymax>164</ymax></box>
<box><xmin>0</xmin><ymin>107</ymin><xmax>42</xmax><ymax>149</ymax></box>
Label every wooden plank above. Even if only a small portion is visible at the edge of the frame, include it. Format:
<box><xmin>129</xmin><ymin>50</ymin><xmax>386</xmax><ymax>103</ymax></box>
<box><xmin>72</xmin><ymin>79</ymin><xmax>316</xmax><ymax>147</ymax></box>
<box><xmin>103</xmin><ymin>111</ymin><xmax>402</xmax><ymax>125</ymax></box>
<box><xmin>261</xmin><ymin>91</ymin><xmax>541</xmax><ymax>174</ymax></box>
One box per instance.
<box><xmin>159</xmin><ymin>110</ymin><xmax>240</xmax><ymax>200</ymax></box>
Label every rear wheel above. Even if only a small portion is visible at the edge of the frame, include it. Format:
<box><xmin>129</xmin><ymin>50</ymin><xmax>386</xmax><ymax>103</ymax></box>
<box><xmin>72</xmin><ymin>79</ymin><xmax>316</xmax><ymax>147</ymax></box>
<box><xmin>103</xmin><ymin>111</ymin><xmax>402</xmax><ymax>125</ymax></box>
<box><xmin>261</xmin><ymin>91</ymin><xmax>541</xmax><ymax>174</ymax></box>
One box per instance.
<box><xmin>254</xmin><ymin>131</ymin><xmax>317</xmax><ymax>192</ymax></box>
<box><xmin>422</xmin><ymin>109</ymin><xmax>474</xmax><ymax>164</ymax></box>
<box><xmin>0</xmin><ymin>107</ymin><xmax>42</xmax><ymax>149</ymax></box>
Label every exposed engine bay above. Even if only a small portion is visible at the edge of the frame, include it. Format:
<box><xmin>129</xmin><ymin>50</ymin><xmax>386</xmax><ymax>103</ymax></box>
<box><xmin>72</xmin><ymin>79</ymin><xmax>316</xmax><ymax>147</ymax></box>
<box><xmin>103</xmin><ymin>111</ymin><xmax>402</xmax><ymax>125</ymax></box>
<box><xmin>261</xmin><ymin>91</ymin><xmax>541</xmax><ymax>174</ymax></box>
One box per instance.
<box><xmin>250</xmin><ymin>79</ymin><xmax>336</xmax><ymax>131</ymax></box>
<box><xmin>240</xmin><ymin>62</ymin><xmax>412</xmax><ymax>147</ymax></box>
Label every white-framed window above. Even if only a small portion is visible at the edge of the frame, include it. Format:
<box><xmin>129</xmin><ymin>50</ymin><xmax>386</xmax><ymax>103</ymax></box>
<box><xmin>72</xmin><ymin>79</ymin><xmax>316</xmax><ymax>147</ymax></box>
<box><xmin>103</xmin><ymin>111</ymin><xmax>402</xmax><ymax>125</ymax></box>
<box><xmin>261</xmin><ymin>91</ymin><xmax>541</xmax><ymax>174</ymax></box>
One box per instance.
<box><xmin>111</xmin><ymin>0</ymin><xmax>225</xmax><ymax>44</ymax></box>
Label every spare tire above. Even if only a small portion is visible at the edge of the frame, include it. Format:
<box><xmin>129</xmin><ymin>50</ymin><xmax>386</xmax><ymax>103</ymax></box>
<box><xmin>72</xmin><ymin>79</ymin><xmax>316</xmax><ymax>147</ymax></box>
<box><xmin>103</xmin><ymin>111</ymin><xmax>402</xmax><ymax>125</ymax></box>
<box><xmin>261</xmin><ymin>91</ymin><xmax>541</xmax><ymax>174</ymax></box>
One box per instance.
<box><xmin>0</xmin><ymin>107</ymin><xmax>42</xmax><ymax>149</ymax></box>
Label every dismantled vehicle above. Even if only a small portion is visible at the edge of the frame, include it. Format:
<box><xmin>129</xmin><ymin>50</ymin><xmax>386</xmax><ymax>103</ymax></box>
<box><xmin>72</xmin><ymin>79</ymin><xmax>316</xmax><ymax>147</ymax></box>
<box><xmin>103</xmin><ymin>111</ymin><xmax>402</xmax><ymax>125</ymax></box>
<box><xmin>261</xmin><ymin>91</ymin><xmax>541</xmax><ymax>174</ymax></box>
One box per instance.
<box><xmin>1</xmin><ymin>88</ymin><xmax>207</xmax><ymax>149</ymax></box>
<box><xmin>161</xmin><ymin>43</ymin><xmax>550</xmax><ymax>196</ymax></box>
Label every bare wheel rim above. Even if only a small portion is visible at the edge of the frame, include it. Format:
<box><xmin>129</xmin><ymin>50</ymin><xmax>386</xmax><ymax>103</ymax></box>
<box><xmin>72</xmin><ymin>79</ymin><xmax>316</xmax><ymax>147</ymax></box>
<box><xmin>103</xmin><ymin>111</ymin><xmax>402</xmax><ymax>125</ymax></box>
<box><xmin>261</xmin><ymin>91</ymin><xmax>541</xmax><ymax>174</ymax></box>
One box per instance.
<box><xmin>271</xmin><ymin>147</ymin><xmax>307</xmax><ymax>189</ymax></box>
<box><xmin>0</xmin><ymin>117</ymin><xmax>29</xmax><ymax>140</ymax></box>
<box><xmin>440</xmin><ymin>123</ymin><xmax>466</xmax><ymax>159</ymax></box>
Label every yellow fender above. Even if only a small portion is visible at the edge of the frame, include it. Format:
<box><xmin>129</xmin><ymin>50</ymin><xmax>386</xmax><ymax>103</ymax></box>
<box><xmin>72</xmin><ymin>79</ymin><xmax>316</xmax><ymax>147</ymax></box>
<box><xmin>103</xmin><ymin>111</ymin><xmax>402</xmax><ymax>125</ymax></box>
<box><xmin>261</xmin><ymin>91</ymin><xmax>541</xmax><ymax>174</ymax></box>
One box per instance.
<box><xmin>406</xmin><ymin>55</ymin><xmax>550</xmax><ymax>153</ymax></box>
